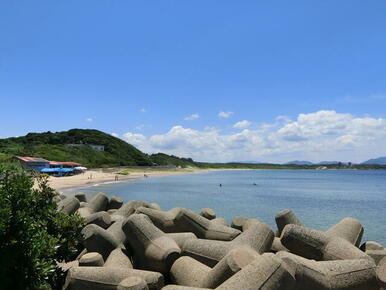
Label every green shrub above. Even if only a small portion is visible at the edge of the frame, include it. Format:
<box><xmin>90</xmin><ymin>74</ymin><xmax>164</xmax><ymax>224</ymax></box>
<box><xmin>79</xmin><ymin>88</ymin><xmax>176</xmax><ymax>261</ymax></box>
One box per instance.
<box><xmin>0</xmin><ymin>164</ymin><xmax>84</xmax><ymax>289</ymax></box>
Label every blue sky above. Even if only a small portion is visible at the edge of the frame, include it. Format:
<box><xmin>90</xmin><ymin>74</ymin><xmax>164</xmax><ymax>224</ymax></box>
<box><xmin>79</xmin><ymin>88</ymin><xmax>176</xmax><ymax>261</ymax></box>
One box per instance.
<box><xmin>1</xmin><ymin>1</ymin><xmax>386</xmax><ymax>163</ymax></box>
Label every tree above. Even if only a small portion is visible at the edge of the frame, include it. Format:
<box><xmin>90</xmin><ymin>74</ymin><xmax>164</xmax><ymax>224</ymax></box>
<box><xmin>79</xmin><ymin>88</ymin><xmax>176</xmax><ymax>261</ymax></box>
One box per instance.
<box><xmin>0</xmin><ymin>163</ymin><xmax>84</xmax><ymax>289</ymax></box>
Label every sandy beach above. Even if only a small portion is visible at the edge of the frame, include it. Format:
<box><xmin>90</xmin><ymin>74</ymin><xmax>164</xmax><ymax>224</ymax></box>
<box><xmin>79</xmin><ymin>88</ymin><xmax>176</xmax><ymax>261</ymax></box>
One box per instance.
<box><xmin>49</xmin><ymin>167</ymin><xmax>209</xmax><ymax>192</ymax></box>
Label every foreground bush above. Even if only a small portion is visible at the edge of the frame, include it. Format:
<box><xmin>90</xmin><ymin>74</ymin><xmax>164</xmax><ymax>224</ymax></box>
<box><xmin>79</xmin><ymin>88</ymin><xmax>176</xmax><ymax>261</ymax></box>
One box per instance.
<box><xmin>0</xmin><ymin>164</ymin><xmax>84</xmax><ymax>289</ymax></box>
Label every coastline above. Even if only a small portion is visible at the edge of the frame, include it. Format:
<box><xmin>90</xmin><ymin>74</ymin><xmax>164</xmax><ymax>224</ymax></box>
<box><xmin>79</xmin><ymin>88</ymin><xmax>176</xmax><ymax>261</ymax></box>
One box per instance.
<box><xmin>49</xmin><ymin>167</ymin><xmax>215</xmax><ymax>192</ymax></box>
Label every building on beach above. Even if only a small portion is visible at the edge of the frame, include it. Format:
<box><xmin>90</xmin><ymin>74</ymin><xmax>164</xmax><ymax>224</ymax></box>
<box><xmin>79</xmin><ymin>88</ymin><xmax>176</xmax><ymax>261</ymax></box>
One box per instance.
<box><xmin>14</xmin><ymin>156</ymin><xmax>50</xmax><ymax>171</ymax></box>
<box><xmin>15</xmin><ymin>156</ymin><xmax>85</xmax><ymax>176</ymax></box>
<box><xmin>49</xmin><ymin>161</ymin><xmax>80</xmax><ymax>168</ymax></box>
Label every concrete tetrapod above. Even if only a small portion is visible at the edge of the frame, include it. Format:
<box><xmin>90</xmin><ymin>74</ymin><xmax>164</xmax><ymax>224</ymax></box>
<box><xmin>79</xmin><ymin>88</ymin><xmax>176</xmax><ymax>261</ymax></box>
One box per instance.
<box><xmin>122</xmin><ymin>214</ymin><xmax>181</xmax><ymax>274</ymax></box>
<box><xmin>104</xmin><ymin>247</ymin><xmax>133</xmax><ymax>269</ymax></box>
<box><xmin>182</xmin><ymin>221</ymin><xmax>274</xmax><ymax>267</ymax></box>
<box><xmin>366</xmin><ymin>249</ymin><xmax>386</xmax><ymax>264</ymax></box>
<box><xmin>377</xmin><ymin>257</ymin><xmax>386</xmax><ymax>289</ymax></box>
<box><xmin>63</xmin><ymin>266</ymin><xmax>163</xmax><ymax>290</ymax></box>
<box><xmin>162</xmin><ymin>287</ymin><xmax>209</xmax><ymax>290</ymax></box>
<box><xmin>74</xmin><ymin>192</ymin><xmax>87</xmax><ymax>202</ymax></box>
<box><xmin>360</xmin><ymin>241</ymin><xmax>384</xmax><ymax>251</ymax></box>
<box><xmin>174</xmin><ymin>208</ymin><xmax>240</xmax><ymax>241</ymax></box>
<box><xmin>170</xmin><ymin>247</ymin><xmax>259</xmax><ymax>288</ymax></box>
<box><xmin>58</xmin><ymin>196</ymin><xmax>80</xmax><ymax>215</ymax></box>
<box><xmin>281</xmin><ymin>224</ymin><xmax>371</xmax><ymax>261</ymax></box>
<box><xmin>275</xmin><ymin>209</ymin><xmax>303</xmax><ymax>236</ymax></box>
<box><xmin>216</xmin><ymin>253</ymin><xmax>296</xmax><ymax>290</ymax></box>
<box><xmin>199</xmin><ymin>208</ymin><xmax>216</xmax><ymax>220</ymax></box>
<box><xmin>325</xmin><ymin>217</ymin><xmax>364</xmax><ymax>246</ymax></box>
<box><xmin>79</xmin><ymin>252</ymin><xmax>104</xmax><ymax>266</ymax></box>
<box><xmin>277</xmin><ymin>251</ymin><xmax>379</xmax><ymax>290</ymax></box>
<box><xmin>108</xmin><ymin>196</ymin><xmax>124</xmax><ymax>210</ymax></box>
<box><xmin>118</xmin><ymin>277</ymin><xmax>149</xmax><ymax>290</ymax></box>
<box><xmin>166</xmin><ymin>233</ymin><xmax>197</xmax><ymax>248</ymax></box>
<box><xmin>78</xmin><ymin>192</ymin><xmax>109</xmax><ymax>218</ymax></box>
<box><xmin>231</xmin><ymin>216</ymin><xmax>248</xmax><ymax>231</ymax></box>
<box><xmin>135</xmin><ymin>207</ymin><xmax>182</xmax><ymax>232</ymax></box>
<box><xmin>111</xmin><ymin>201</ymin><xmax>155</xmax><ymax>222</ymax></box>
<box><xmin>82</xmin><ymin>224</ymin><xmax>120</xmax><ymax>260</ymax></box>
<box><xmin>84</xmin><ymin>211</ymin><xmax>112</xmax><ymax>229</ymax></box>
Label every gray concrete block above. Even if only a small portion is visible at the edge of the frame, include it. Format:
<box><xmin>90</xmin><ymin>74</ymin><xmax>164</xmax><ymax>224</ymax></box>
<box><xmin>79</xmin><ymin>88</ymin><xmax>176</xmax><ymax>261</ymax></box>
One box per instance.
<box><xmin>135</xmin><ymin>207</ymin><xmax>182</xmax><ymax>232</ymax></box>
<box><xmin>377</xmin><ymin>257</ymin><xmax>386</xmax><ymax>289</ymax></box>
<box><xmin>277</xmin><ymin>251</ymin><xmax>378</xmax><ymax>290</ymax></box>
<box><xmin>63</xmin><ymin>266</ymin><xmax>163</xmax><ymax>290</ymax></box>
<box><xmin>84</xmin><ymin>211</ymin><xmax>112</xmax><ymax>229</ymax></box>
<box><xmin>275</xmin><ymin>209</ymin><xmax>303</xmax><ymax>236</ymax></box>
<box><xmin>174</xmin><ymin>208</ymin><xmax>240</xmax><ymax>241</ymax></box>
<box><xmin>166</xmin><ymin>233</ymin><xmax>197</xmax><ymax>249</ymax></box>
<box><xmin>104</xmin><ymin>247</ymin><xmax>133</xmax><ymax>269</ymax></box>
<box><xmin>209</xmin><ymin>218</ymin><xmax>228</xmax><ymax>227</ymax></box>
<box><xmin>182</xmin><ymin>221</ymin><xmax>274</xmax><ymax>267</ymax></box>
<box><xmin>118</xmin><ymin>277</ymin><xmax>149</xmax><ymax>290</ymax></box>
<box><xmin>216</xmin><ymin>253</ymin><xmax>295</xmax><ymax>290</ymax></box>
<box><xmin>271</xmin><ymin>237</ymin><xmax>289</xmax><ymax>253</ymax></box>
<box><xmin>199</xmin><ymin>208</ymin><xmax>216</xmax><ymax>220</ymax></box>
<box><xmin>77</xmin><ymin>193</ymin><xmax>109</xmax><ymax>218</ymax></box>
<box><xmin>161</xmin><ymin>286</ymin><xmax>209</xmax><ymax>290</ymax></box>
<box><xmin>360</xmin><ymin>241</ymin><xmax>384</xmax><ymax>252</ymax></box>
<box><xmin>58</xmin><ymin>196</ymin><xmax>80</xmax><ymax>215</ymax></box>
<box><xmin>82</xmin><ymin>224</ymin><xmax>120</xmax><ymax>260</ymax></box>
<box><xmin>281</xmin><ymin>224</ymin><xmax>370</xmax><ymax>261</ymax></box>
<box><xmin>231</xmin><ymin>216</ymin><xmax>247</xmax><ymax>231</ymax></box>
<box><xmin>123</xmin><ymin>214</ymin><xmax>181</xmax><ymax>274</ymax></box>
<box><xmin>366</xmin><ymin>249</ymin><xmax>386</xmax><ymax>265</ymax></box>
<box><xmin>79</xmin><ymin>252</ymin><xmax>104</xmax><ymax>267</ymax></box>
<box><xmin>108</xmin><ymin>196</ymin><xmax>123</xmax><ymax>210</ymax></box>
<box><xmin>74</xmin><ymin>192</ymin><xmax>87</xmax><ymax>202</ymax></box>
<box><xmin>111</xmin><ymin>201</ymin><xmax>154</xmax><ymax>222</ymax></box>
<box><xmin>326</xmin><ymin>217</ymin><xmax>364</xmax><ymax>246</ymax></box>
<box><xmin>170</xmin><ymin>256</ymin><xmax>210</xmax><ymax>287</ymax></box>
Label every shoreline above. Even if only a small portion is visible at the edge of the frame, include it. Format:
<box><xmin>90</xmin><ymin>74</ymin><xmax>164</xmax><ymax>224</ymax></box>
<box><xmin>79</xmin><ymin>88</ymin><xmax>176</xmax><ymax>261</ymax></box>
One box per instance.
<box><xmin>49</xmin><ymin>167</ymin><xmax>216</xmax><ymax>193</ymax></box>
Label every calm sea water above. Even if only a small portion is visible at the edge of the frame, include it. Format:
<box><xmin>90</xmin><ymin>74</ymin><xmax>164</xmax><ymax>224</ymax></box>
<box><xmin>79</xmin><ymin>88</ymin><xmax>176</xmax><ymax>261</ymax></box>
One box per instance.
<box><xmin>64</xmin><ymin>170</ymin><xmax>386</xmax><ymax>245</ymax></box>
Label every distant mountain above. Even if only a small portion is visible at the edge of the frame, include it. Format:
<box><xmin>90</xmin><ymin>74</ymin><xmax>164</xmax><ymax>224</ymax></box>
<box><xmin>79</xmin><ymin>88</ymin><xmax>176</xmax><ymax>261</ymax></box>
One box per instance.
<box><xmin>362</xmin><ymin>157</ymin><xmax>386</xmax><ymax>165</ymax></box>
<box><xmin>230</xmin><ymin>161</ymin><xmax>263</xmax><ymax>164</ymax></box>
<box><xmin>317</xmin><ymin>161</ymin><xmax>341</xmax><ymax>165</ymax></box>
<box><xmin>284</xmin><ymin>160</ymin><xmax>314</xmax><ymax>165</ymax></box>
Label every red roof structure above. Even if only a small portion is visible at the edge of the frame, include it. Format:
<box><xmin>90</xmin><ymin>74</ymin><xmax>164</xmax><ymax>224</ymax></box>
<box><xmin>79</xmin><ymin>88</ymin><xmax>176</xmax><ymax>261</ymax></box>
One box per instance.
<box><xmin>49</xmin><ymin>161</ymin><xmax>80</xmax><ymax>167</ymax></box>
<box><xmin>15</xmin><ymin>156</ymin><xmax>49</xmax><ymax>163</ymax></box>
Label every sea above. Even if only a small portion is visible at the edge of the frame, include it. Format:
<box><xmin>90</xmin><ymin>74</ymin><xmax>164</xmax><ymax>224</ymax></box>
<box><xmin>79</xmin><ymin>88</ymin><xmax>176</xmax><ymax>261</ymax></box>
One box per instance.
<box><xmin>64</xmin><ymin>169</ymin><xmax>386</xmax><ymax>245</ymax></box>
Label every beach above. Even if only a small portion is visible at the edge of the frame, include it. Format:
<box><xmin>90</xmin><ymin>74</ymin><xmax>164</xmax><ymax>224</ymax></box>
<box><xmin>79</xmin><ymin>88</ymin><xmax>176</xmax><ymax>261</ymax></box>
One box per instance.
<box><xmin>48</xmin><ymin>167</ymin><xmax>209</xmax><ymax>191</ymax></box>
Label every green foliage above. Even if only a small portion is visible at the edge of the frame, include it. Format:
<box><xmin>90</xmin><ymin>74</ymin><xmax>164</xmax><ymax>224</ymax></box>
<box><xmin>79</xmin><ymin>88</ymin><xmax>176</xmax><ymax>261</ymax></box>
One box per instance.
<box><xmin>0</xmin><ymin>164</ymin><xmax>84</xmax><ymax>289</ymax></box>
<box><xmin>150</xmin><ymin>153</ymin><xmax>195</xmax><ymax>168</ymax></box>
<box><xmin>0</xmin><ymin>129</ymin><xmax>152</xmax><ymax>168</ymax></box>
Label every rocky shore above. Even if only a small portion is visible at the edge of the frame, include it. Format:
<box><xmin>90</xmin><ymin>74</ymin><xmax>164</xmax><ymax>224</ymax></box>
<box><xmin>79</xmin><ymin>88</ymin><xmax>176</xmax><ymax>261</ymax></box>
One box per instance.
<box><xmin>57</xmin><ymin>192</ymin><xmax>386</xmax><ymax>289</ymax></box>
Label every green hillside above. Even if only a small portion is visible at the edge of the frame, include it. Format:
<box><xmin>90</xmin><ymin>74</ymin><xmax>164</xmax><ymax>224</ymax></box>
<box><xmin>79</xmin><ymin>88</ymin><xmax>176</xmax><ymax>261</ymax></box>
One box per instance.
<box><xmin>0</xmin><ymin>129</ymin><xmax>152</xmax><ymax>167</ymax></box>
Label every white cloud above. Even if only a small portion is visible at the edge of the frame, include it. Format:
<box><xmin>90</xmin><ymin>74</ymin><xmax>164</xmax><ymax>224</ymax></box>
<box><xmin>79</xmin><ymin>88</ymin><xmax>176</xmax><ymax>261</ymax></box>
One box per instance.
<box><xmin>135</xmin><ymin>124</ymin><xmax>145</xmax><ymax>130</ymax></box>
<box><xmin>111</xmin><ymin>132</ymin><xmax>119</xmax><ymax>137</ymax></box>
<box><xmin>121</xmin><ymin>110</ymin><xmax>386</xmax><ymax>163</ymax></box>
<box><xmin>85</xmin><ymin>118</ymin><xmax>93</xmax><ymax>122</ymax></box>
<box><xmin>140</xmin><ymin>108</ymin><xmax>146</xmax><ymax>113</ymax></box>
<box><xmin>218</xmin><ymin>111</ymin><xmax>233</xmax><ymax>118</ymax></box>
<box><xmin>233</xmin><ymin>120</ymin><xmax>251</xmax><ymax>129</ymax></box>
<box><xmin>184</xmin><ymin>113</ymin><xmax>199</xmax><ymax>121</ymax></box>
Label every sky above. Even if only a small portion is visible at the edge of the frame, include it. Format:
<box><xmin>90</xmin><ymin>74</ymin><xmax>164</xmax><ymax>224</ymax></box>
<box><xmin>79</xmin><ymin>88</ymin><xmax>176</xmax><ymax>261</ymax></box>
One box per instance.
<box><xmin>1</xmin><ymin>1</ymin><xmax>386</xmax><ymax>163</ymax></box>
